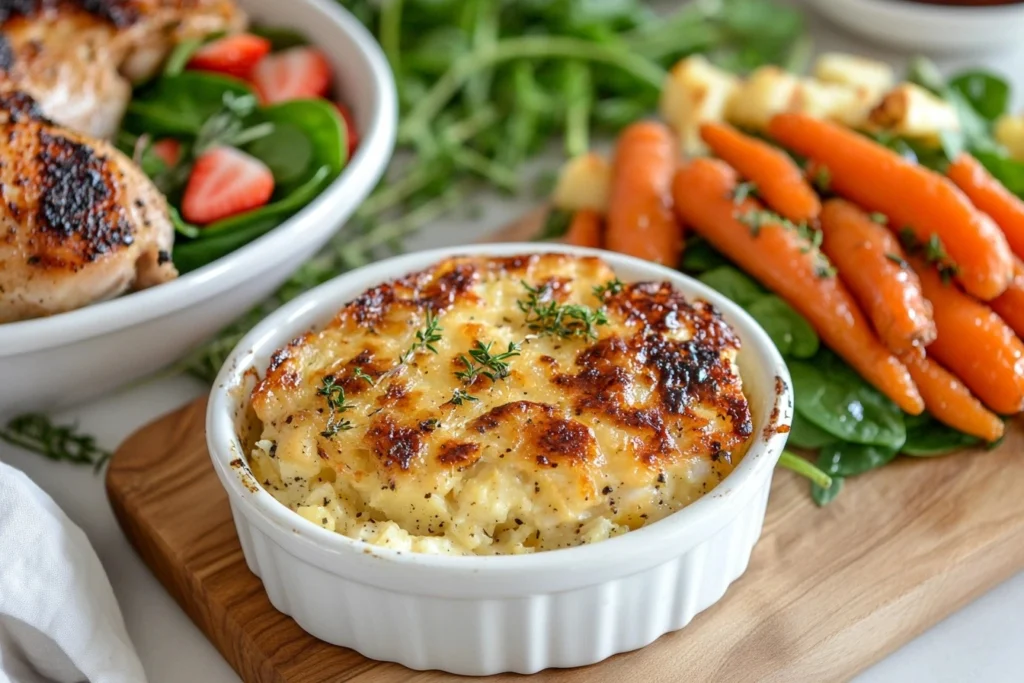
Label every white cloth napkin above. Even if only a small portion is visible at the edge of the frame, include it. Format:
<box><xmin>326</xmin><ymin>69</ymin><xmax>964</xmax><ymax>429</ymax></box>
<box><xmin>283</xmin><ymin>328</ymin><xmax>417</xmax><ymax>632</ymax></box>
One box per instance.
<box><xmin>0</xmin><ymin>462</ymin><xmax>147</xmax><ymax>683</ymax></box>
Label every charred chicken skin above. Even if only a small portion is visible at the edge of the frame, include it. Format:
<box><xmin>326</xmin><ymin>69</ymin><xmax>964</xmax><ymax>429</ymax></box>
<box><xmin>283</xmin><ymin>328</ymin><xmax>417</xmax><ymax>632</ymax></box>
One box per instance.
<box><xmin>0</xmin><ymin>0</ymin><xmax>245</xmax><ymax>138</ymax></box>
<box><xmin>0</xmin><ymin>89</ymin><xmax>176</xmax><ymax>322</ymax></box>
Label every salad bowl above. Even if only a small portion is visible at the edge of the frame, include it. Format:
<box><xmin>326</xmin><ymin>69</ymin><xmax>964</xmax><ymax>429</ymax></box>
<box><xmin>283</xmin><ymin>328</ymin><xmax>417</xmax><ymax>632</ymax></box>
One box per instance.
<box><xmin>0</xmin><ymin>0</ymin><xmax>397</xmax><ymax>417</ymax></box>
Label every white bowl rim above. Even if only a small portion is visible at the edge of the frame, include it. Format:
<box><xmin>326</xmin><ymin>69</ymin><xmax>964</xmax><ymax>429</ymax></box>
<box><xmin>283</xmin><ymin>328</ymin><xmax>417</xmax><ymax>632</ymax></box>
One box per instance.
<box><xmin>0</xmin><ymin>0</ymin><xmax>397</xmax><ymax>356</ymax></box>
<box><xmin>207</xmin><ymin>242</ymin><xmax>794</xmax><ymax>577</ymax></box>
<box><xmin>857</xmin><ymin>0</ymin><xmax>1024</xmax><ymax>17</ymax></box>
<box><xmin>809</xmin><ymin>0</ymin><xmax>1024</xmax><ymax>23</ymax></box>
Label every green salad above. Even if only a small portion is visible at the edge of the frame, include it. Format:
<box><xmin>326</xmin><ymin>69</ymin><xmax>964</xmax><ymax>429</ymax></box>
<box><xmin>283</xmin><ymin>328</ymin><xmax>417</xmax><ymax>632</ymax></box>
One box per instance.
<box><xmin>116</xmin><ymin>28</ymin><xmax>356</xmax><ymax>273</ymax></box>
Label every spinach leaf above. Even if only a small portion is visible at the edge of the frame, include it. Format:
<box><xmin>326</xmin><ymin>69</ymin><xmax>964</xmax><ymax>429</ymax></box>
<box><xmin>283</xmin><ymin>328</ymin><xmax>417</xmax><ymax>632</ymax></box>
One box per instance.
<box><xmin>170</xmin><ymin>206</ymin><xmax>200</xmax><ymax>239</ymax></box>
<box><xmin>746</xmin><ymin>294</ymin><xmax>819</xmax><ymax>359</ymax></box>
<box><xmin>250</xmin><ymin>25</ymin><xmax>309</xmax><ymax>51</ymax></box>
<box><xmin>901</xmin><ymin>413</ymin><xmax>982</xmax><ymax>457</ymax></box>
<box><xmin>162</xmin><ymin>31</ymin><xmax>226</xmax><ymax>77</ymax></box>
<box><xmin>788</xmin><ymin>350</ymin><xmax>906</xmax><ymax>449</ymax></box>
<box><xmin>811</xmin><ymin>446</ymin><xmax>843</xmax><ymax>506</ymax></box>
<box><xmin>246</xmin><ymin>122</ymin><xmax>313</xmax><ymax>186</ymax></box>
<box><xmin>906</xmin><ymin>55</ymin><xmax>946</xmax><ymax>95</ymax></box>
<box><xmin>949</xmin><ymin>70</ymin><xmax>1010</xmax><ymax>122</ymax></box>
<box><xmin>975</xmin><ymin>151</ymin><xmax>1024</xmax><ymax>198</ymax></box>
<box><xmin>697</xmin><ymin>266</ymin><xmax>765</xmax><ymax>307</ymax></box>
<box><xmin>788</xmin><ymin>413</ymin><xmax>836</xmax><ymax>449</ymax></box>
<box><xmin>172</xmin><ymin>166</ymin><xmax>332</xmax><ymax>272</ymax></box>
<box><xmin>163</xmin><ymin>37</ymin><xmax>205</xmax><ymax>77</ymax></box>
<box><xmin>125</xmin><ymin>72</ymin><xmax>255</xmax><ymax>137</ymax></box>
<box><xmin>818</xmin><ymin>442</ymin><xmax>898</xmax><ymax>477</ymax></box>
<box><xmin>811</xmin><ymin>474</ymin><xmax>843</xmax><ymax>507</ymax></box>
<box><xmin>536</xmin><ymin>209</ymin><xmax>572</xmax><ymax>241</ymax></box>
<box><xmin>681</xmin><ymin>235</ymin><xmax>731</xmax><ymax>273</ymax></box>
<box><xmin>905</xmin><ymin>57</ymin><xmax>1001</xmax><ymax>155</ymax></box>
<box><xmin>247</xmin><ymin>99</ymin><xmax>346</xmax><ymax>195</ymax></box>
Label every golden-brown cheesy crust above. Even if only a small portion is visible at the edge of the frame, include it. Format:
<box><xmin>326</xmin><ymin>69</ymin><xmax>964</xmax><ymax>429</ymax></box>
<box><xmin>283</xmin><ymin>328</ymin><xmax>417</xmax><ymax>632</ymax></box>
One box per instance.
<box><xmin>249</xmin><ymin>254</ymin><xmax>752</xmax><ymax>555</ymax></box>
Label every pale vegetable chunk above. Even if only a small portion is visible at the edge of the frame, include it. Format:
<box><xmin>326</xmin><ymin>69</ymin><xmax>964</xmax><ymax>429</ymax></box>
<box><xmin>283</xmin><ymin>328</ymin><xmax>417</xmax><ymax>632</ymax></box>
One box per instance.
<box><xmin>814</xmin><ymin>53</ymin><xmax>895</xmax><ymax>100</ymax></box>
<box><xmin>791</xmin><ymin>79</ymin><xmax>872</xmax><ymax>128</ymax></box>
<box><xmin>727</xmin><ymin>66</ymin><xmax>799</xmax><ymax>131</ymax></box>
<box><xmin>551</xmin><ymin>152</ymin><xmax>612</xmax><ymax>213</ymax></box>
<box><xmin>869</xmin><ymin>83</ymin><xmax>960</xmax><ymax>142</ymax></box>
<box><xmin>659</xmin><ymin>55</ymin><xmax>739</xmax><ymax>154</ymax></box>
<box><xmin>995</xmin><ymin>115</ymin><xmax>1024</xmax><ymax>161</ymax></box>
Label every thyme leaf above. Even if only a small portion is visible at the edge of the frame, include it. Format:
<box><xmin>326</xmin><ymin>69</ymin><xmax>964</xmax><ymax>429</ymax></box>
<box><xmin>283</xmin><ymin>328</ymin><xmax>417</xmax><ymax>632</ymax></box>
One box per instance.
<box><xmin>455</xmin><ymin>340</ymin><xmax>521</xmax><ymax>384</ymax></box>
<box><xmin>317</xmin><ymin>375</ymin><xmax>355</xmax><ymax>437</ymax></box>
<box><xmin>517</xmin><ymin>281</ymin><xmax>608</xmax><ymax>340</ymax></box>
<box><xmin>0</xmin><ymin>414</ymin><xmax>111</xmax><ymax>472</ymax></box>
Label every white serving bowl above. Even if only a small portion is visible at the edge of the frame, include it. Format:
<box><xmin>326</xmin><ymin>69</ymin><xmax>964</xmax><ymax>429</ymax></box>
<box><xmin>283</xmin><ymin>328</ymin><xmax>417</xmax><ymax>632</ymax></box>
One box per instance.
<box><xmin>805</xmin><ymin>0</ymin><xmax>1024</xmax><ymax>54</ymax></box>
<box><xmin>0</xmin><ymin>0</ymin><xmax>396</xmax><ymax>417</ymax></box>
<box><xmin>207</xmin><ymin>243</ymin><xmax>794</xmax><ymax>676</ymax></box>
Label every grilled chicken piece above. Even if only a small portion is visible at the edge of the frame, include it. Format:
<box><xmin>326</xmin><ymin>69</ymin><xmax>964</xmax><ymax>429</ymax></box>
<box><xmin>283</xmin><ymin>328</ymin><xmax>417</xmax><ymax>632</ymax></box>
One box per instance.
<box><xmin>0</xmin><ymin>1</ymin><xmax>245</xmax><ymax>138</ymax></box>
<box><xmin>0</xmin><ymin>90</ymin><xmax>176</xmax><ymax>323</ymax></box>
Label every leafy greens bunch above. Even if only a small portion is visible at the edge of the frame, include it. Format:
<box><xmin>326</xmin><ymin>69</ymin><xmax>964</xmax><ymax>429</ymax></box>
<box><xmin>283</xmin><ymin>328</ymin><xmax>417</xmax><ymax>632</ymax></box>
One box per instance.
<box><xmin>175</xmin><ymin>0</ymin><xmax>807</xmax><ymax>382</ymax></box>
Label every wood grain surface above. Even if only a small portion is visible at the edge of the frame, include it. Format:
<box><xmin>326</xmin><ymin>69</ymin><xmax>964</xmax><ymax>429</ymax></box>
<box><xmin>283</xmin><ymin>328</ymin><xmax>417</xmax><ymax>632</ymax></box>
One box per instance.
<box><xmin>107</xmin><ymin>211</ymin><xmax>1024</xmax><ymax>682</ymax></box>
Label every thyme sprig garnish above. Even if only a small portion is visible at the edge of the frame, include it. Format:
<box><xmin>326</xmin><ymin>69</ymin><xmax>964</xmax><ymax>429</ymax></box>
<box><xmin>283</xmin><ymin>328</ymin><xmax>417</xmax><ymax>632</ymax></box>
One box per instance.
<box><xmin>401</xmin><ymin>310</ymin><xmax>443</xmax><ymax>363</ymax></box>
<box><xmin>592</xmin><ymin>278</ymin><xmax>624</xmax><ymax>300</ymax></box>
<box><xmin>455</xmin><ymin>340</ymin><xmax>521</xmax><ymax>384</ymax></box>
<box><xmin>517</xmin><ymin>281</ymin><xmax>608</xmax><ymax>340</ymax></box>
<box><xmin>811</xmin><ymin>164</ymin><xmax>831</xmax><ymax>192</ymax></box>
<box><xmin>886</xmin><ymin>253</ymin><xmax>908</xmax><ymax>268</ymax></box>
<box><xmin>0</xmin><ymin>414</ymin><xmax>111</xmax><ymax>472</ymax></box>
<box><xmin>353</xmin><ymin>367</ymin><xmax>375</xmax><ymax>386</ymax></box>
<box><xmin>448</xmin><ymin>388</ymin><xmax>479</xmax><ymax>405</ymax></box>
<box><xmin>736</xmin><ymin>209</ymin><xmax>835</xmax><ymax>277</ymax></box>
<box><xmin>732</xmin><ymin>181</ymin><xmax>759</xmax><ymax>204</ymax></box>
<box><xmin>317</xmin><ymin>375</ymin><xmax>355</xmax><ymax>437</ymax></box>
<box><xmin>899</xmin><ymin>228</ymin><xmax>960</xmax><ymax>283</ymax></box>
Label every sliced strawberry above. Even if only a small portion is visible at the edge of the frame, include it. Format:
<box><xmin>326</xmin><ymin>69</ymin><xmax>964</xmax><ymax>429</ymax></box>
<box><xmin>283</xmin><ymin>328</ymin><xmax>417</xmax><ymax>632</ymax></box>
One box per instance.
<box><xmin>251</xmin><ymin>47</ymin><xmax>332</xmax><ymax>104</ymax></box>
<box><xmin>187</xmin><ymin>33</ymin><xmax>271</xmax><ymax>79</ymax></box>
<box><xmin>150</xmin><ymin>138</ymin><xmax>181</xmax><ymax>167</ymax></box>
<box><xmin>334</xmin><ymin>102</ymin><xmax>359</xmax><ymax>159</ymax></box>
<box><xmin>181</xmin><ymin>146</ymin><xmax>275</xmax><ymax>225</ymax></box>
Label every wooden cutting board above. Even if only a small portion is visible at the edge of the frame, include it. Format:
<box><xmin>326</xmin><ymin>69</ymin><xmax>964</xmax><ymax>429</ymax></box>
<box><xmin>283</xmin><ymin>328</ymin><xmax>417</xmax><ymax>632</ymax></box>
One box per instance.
<box><xmin>107</xmin><ymin>211</ymin><xmax>1024</xmax><ymax>683</ymax></box>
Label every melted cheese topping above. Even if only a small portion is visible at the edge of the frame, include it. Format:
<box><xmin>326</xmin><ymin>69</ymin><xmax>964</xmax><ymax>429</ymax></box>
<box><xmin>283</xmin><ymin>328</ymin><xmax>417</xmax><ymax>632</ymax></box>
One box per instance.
<box><xmin>248</xmin><ymin>254</ymin><xmax>752</xmax><ymax>556</ymax></box>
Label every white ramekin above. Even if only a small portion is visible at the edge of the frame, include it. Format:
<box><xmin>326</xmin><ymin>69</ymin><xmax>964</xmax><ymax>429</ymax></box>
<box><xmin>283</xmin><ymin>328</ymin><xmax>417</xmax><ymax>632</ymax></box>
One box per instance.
<box><xmin>0</xmin><ymin>0</ymin><xmax>397</xmax><ymax>417</ymax></box>
<box><xmin>207</xmin><ymin>243</ymin><xmax>793</xmax><ymax>676</ymax></box>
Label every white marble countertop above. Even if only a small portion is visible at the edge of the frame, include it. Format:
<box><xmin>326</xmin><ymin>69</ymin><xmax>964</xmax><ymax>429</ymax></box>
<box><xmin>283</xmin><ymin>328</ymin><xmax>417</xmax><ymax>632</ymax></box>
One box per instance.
<box><xmin>3</xmin><ymin>4</ymin><xmax>1024</xmax><ymax>681</ymax></box>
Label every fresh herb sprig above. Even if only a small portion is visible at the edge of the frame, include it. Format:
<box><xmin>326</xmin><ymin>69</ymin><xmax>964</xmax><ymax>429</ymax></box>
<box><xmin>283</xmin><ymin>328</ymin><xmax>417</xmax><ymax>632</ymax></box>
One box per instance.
<box><xmin>732</xmin><ymin>181</ymin><xmax>759</xmax><ymax>204</ymax></box>
<box><xmin>592</xmin><ymin>278</ymin><xmax>624</xmax><ymax>300</ymax></box>
<box><xmin>517</xmin><ymin>281</ymin><xmax>608</xmax><ymax>340</ymax></box>
<box><xmin>448</xmin><ymin>388</ymin><xmax>479</xmax><ymax>406</ymax></box>
<box><xmin>317</xmin><ymin>375</ymin><xmax>355</xmax><ymax>437</ymax></box>
<box><xmin>455</xmin><ymin>340</ymin><xmax>521</xmax><ymax>384</ymax></box>
<box><xmin>401</xmin><ymin>310</ymin><xmax>443</xmax><ymax>363</ymax></box>
<box><xmin>353</xmin><ymin>367</ymin><xmax>375</xmax><ymax>386</ymax></box>
<box><xmin>0</xmin><ymin>415</ymin><xmax>111</xmax><ymax>472</ymax></box>
<box><xmin>899</xmin><ymin>229</ymin><xmax>960</xmax><ymax>283</ymax></box>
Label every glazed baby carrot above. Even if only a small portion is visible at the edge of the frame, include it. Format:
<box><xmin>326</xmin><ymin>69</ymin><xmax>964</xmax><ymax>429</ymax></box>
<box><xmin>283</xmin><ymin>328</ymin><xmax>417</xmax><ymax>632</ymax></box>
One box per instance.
<box><xmin>700</xmin><ymin>121</ymin><xmax>821</xmax><ymax>224</ymax></box>
<box><xmin>606</xmin><ymin>121</ymin><xmax>683</xmax><ymax>266</ymax></box>
<box><xmin>562</xmin><ymin>209</ymin><xmax>603</xmax><ymax>248</ymax></box>
<box><xmin>671</xmin><ymin>158</ymin><xmax>924</xmax><ymax>415</ymax></box>
<box><xmin>991</xmin><ymin>260</ymin><xmax>1024</xmax><ymax>339</ymax></box>
<box><xmin>819</xmin><ymin>199</ymin><xmax>936</xmax><ymax>356</ymax></box>
<box><xmin>947</xmin><ymin>153</ymin><xmax>1024</xmax><ymax>261</ymax></box>
<box><xmin>905</xmin><ymin>354</ymin><xmax>1005</xmax><ymax>443</ymax></box>
<box><xmin>912</xmin><ymin>258</ymin><xmax>1024</xmax><ymax>415</ymax></box>
<box><xmin>768</xmin><ymin>113</ymin><xmax>1014</xmax><ymax>301</ymax></box>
